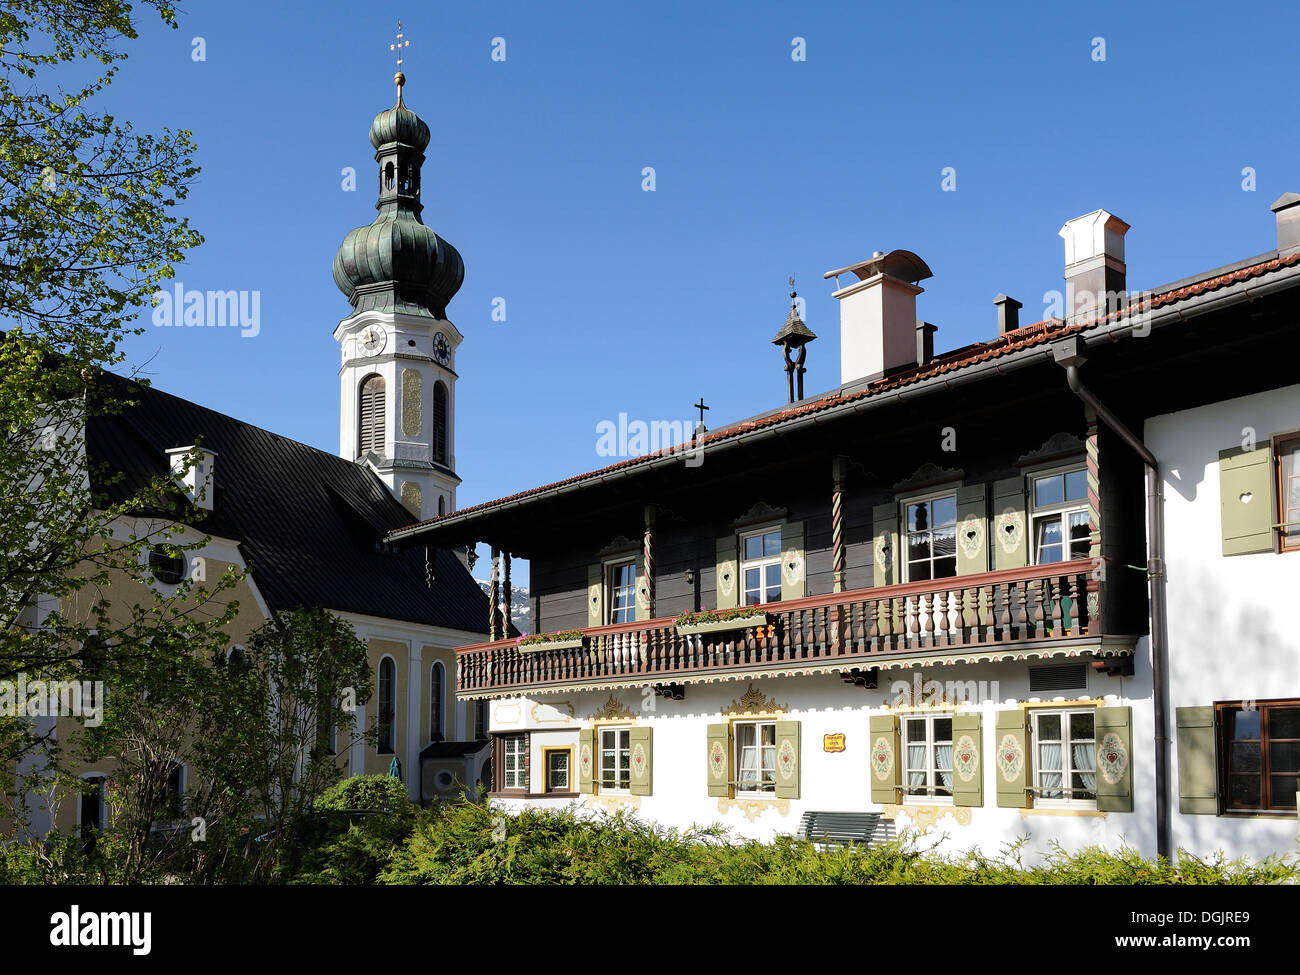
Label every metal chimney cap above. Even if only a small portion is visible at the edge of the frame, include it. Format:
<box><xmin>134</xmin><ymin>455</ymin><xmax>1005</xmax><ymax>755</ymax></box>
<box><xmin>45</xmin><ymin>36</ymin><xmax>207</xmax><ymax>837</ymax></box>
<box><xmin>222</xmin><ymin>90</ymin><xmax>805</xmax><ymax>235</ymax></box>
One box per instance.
<box><xmin>1271</xmin><ymin>192</ymin><xmax>1300</xmax><ymax>213</ymax></box>
<box><xmin>823</xmin><ymin>249</ymin><xmax>933</xmax><ymax>285</ymax></box>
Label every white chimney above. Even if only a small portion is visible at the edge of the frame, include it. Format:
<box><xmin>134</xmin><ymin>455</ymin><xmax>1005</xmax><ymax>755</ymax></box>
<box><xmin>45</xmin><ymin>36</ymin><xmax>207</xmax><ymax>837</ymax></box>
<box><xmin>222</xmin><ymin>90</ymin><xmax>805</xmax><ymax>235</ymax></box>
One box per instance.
<box><xmin>825</xmin><ymin>250</ymin><xmax>933</xmax><ymax>388</ymax></box>
<box><xmin>1059</xmin><ymin>209</ymin><xmax>1129</xmax><ymax>321</ymax></box>
<box><xmin>166</xmin><ymin>445</ymin><xmax>217</xmax><ymax>511</ymax></box>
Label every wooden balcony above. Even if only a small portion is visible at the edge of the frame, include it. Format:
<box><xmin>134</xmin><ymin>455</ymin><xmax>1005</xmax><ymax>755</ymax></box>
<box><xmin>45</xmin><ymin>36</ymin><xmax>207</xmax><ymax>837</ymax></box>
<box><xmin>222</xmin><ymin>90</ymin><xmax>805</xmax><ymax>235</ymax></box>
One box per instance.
<box><xmin>456</xmin><ymin>560</ymin><xmax>1132</xmax><ymax>697</ymax></box>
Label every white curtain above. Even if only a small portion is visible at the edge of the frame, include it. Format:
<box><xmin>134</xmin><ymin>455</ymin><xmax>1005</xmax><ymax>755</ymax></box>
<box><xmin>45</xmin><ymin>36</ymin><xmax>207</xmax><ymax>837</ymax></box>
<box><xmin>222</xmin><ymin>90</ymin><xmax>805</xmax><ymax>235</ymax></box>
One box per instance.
<box><xmin>935</xmin><ymin>743</ymin><xmax>953</xmax><ymax>790</ymax></box>
<box><xmin>739</xmin><ymin>744</ymin><xmax>759</xmax><ymax>787</ymax></box>
<box><xmin>1039</xmin><ymin>743</ymin><xmax>1063</xmax><ymax>796</ymax></box>
<box><xmin>1073</xmin><ymin>743</ymin><xmax>1097</xmax><ymax>792</ymax></box>
<box><xmin>907</xmin><ymin>744</ymin><xmax>926</xmax><ymax>789</ymax></box>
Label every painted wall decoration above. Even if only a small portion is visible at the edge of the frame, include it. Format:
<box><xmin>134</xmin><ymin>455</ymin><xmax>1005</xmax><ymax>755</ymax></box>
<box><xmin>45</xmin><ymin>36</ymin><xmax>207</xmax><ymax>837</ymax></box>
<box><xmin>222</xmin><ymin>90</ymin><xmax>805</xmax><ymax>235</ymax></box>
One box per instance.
<box><xmin>1098</xmin><ymin>732</ymin><xmax>1129</xmax><ymax>786</ymax></box>
<box><xmin>995</xmin><ymin>510</ymin><xmax>1025</xmax><ymax>554</ymax></box>
<box><xmin>997</xmin><ymin>733</ymin><xmax>1025</xmax><ymax>782</ymax></box>
<box><xmin>782</xmin><ymin>547</ymin><xmax>804</xmax><ymax>586</ymax></box>
<box><xmin>959</xmin><ymin>515</ymin><xmax>984</xmax><ymax>559</ymax></box>
<box><xmin>777</xmin><ymin>738</ymin><xmax>796</xmax><ymax>781</ymax></box>
<box><xmin>709</xmin><ymin>740</ymin><xmax>727</xmax><ymax>782</ymax></box>
<box><xmin>823</xmin><ymin>733</ymin><xmax>846</xmax><ymax>753</ymax></box>
<box><xmin>579</xmin><ymin>741</ymin><xmax>593</xmax><ymax>779</ymax></box>
<box><xmin>632</xmin><ymin>741</ymin><xmax>648</xmax><ymax>778</ymax></box>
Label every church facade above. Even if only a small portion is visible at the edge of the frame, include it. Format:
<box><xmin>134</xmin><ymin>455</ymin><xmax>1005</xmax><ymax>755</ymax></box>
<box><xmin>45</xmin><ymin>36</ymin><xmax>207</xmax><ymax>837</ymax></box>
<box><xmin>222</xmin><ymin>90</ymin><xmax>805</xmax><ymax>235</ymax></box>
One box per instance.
<box><xmin>389</xmin><ymin>195</ymin><xmax>1300</xmax><ymax>862</ymax></box>
<box><xmin>19</xmin><ymin>72</ymin><xmax>495</xmax><ymax>838</ymax></box>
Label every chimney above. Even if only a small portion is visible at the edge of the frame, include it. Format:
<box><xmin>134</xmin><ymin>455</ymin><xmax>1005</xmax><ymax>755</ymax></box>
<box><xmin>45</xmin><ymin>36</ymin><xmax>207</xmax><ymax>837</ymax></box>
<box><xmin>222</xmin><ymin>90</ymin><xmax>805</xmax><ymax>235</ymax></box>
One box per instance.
<box><xmin>166</xmin><ymin>445</ymin><xmax>217</xmax><ymax>511</ymax></box>
<box><xmin>1059</xmin><ymin>209</ymin><xmax>1129</xmax><ymax>322</ymax></box>
<box><xmin>1272</xmin><ymin>193</ymin><xmax>1300</xmax><ymax>257</ymax></box>
<box><xmin>915</xmin><ymin>321</ymin><xmax>937</xmax><ymax>366</ymax></box>
<box><xmin>994</xmin><ymin>294</ymin><xmax>1022</xmax><ymax>335</ymax></box>
<box><xmin>824</xmin><ymin>250</ymin><xmax>934</xmax><ymax>388</ymax></box>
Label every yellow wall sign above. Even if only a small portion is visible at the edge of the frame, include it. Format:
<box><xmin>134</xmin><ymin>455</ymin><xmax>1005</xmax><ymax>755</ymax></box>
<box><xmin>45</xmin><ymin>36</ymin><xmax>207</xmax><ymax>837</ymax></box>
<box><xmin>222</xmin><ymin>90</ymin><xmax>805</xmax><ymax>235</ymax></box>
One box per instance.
<box><xmin>823</xmin><ymin>733</ymin><xmax>846</xmax><ymax>753</ymax></box>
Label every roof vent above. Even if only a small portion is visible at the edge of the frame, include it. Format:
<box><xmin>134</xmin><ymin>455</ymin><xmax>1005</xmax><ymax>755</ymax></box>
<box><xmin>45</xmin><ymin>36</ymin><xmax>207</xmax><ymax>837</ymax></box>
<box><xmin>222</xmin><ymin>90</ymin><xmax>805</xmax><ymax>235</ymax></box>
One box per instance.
<box><xmin>994</xmin><ymin>294</ymin><xmax>1022</xmax><ymax>335</ymax></box>
<box><xmin>1028</xmin><ymin>662</ymin><xmax>1089</xmax><ymax>693</ymax></box>
<box><xmin>1058</xmin><ymin>210</ymin><xmax>1129</xmax><ymax>322</ymax></box>
<box><xmin>1272</xmin><ymin>192</ymin><xmax>1300</xmax><ymax>257</ymax></box>
<box><xmin>166</xmin><ymin>445</ymin><xmax>217</xmax><ymax>512</ymax></box>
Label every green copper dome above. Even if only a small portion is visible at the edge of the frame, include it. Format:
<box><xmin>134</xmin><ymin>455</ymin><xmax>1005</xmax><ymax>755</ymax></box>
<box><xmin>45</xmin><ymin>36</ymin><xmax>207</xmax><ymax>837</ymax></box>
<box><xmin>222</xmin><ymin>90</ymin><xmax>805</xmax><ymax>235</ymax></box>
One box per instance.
<box><xmin>334</xmin><ymin>82</ymin><xmax>463</xmax><ymax>319</ymax></box>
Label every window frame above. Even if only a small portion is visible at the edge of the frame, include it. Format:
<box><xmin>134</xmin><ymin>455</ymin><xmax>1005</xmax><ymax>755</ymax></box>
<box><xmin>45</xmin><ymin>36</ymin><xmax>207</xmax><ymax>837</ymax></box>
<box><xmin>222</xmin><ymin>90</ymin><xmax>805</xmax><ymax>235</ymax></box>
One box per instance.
<box><xmin>1027</xmin><ymin>462</ymin><xmax>1091</xmax><ymax>566</ymax></box>
<box><xmin>1274</xmin><ymin>432</ymin><xmax>1300</xmax><ymax>554</ymax></box>
<box><xmin>1029</xmin><ymin>706</ymin><xmax>1098</xmax><ymax>810</ymax></box>
<box><xmin>376</xmin><ymin>655</ymin><xmax>397</xmax><ymax>755</ymax></box>
<box><xmin>605</xmin><ymin>557</ymin><xmax>638</xmax><ymax>625</ymax></box>
<box><xmin>900</xmin><ymin>485</ymin><xmax>960</xmax><ymax>583</ymax></box>
<box><xmin>542</xmin><ymin>746</ymin><xmax>575</xmax><ymax>795</ymax></box>
<box><xmin>1216</xmin><ymin>698</ymin><xmax>1300</xmax><ymax>814</ymax></box>
<box><xmin>429</xmin><ymin>660</ymin><xmax>445</xmax><ymax>743</ymax></box>
<box><xmin>901</xmin><ymin>711</ymin><xmax>955</xmax><ymax>804</ymax></box>
<box><xmin>597</xmin><ymin>724</ymin><xmax>632</xmax><ymax>795</ymax></box>
<box><xmin>732</xmin><ymin>719</ymin><xmax>778</xmax><ymax>797</ymax></box>
<box><xmin>499</xmin><ymin>733</ymin><xmax>528</xmax><ymax>793</ymax></box>
<box><xmin>738</xmin><ymin>525</ymin><xmax>784</xmax><ymax>607</ymax></box>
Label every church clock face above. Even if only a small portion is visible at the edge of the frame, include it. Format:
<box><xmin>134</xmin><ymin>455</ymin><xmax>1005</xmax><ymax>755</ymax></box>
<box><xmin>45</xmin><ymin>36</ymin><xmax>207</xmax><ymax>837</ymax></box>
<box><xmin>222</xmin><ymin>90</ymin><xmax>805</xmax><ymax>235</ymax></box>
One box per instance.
<box><xmin>433</xmin><ymin>332</ymin><xmax>451</xmax><ymax>366</ymax></box>
<box><xmin>359</xmin><ymin>327</ymin><xmax>386</xmax><ymax>357</ymax></box>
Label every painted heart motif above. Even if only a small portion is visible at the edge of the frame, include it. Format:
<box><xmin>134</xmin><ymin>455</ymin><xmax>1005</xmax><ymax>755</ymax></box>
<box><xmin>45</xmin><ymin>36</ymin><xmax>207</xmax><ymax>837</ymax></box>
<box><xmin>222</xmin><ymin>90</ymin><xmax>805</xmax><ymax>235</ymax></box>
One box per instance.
<box><xmin>1107</xmin><ymin>752</ymin><xmax>1118</xmax><ymax>764</ymax></box>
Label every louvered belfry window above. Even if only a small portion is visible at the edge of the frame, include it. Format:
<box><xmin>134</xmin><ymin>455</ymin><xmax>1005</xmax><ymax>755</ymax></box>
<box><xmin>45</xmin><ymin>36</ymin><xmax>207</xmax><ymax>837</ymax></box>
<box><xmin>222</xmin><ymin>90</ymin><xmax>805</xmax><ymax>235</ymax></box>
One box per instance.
<box><xmin>432</xmin><ymin>381</ymin><xmax>448</xmax><ymax>466</ymax></box>
<box><xmin>358</xmin><ymin>374</ymin><xmax>385</xmax><ymax>457</ymax></box>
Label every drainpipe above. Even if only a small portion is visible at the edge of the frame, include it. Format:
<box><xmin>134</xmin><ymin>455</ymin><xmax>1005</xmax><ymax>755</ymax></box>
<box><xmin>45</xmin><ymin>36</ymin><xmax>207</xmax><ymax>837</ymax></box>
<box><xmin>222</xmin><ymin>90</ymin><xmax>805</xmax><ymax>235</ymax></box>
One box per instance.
<box><xmin>1052</xmin><ymin>338</ymin><xmax>1171</xmax><ymax>863</ymax></box>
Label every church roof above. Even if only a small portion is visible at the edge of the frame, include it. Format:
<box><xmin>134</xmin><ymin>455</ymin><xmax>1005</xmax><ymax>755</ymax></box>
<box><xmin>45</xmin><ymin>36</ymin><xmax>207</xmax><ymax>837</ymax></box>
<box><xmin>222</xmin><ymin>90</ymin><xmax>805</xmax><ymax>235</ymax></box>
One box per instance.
<box><xmin>85</xmin><ymin>373</ymin><xmax>493</xmax><ymax>634</ymax></box>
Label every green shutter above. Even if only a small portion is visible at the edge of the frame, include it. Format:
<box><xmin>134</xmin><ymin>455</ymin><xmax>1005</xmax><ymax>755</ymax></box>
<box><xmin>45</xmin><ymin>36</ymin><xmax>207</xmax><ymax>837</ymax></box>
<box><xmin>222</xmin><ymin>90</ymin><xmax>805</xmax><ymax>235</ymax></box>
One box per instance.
<box><xmin>577</xmin><ymin>728</ymin><xmax>595</xmax><ymax>794</ymax></box>
<box><xmin>1219</xmin><ymin>444</ymin><xmax>1275</xmax><ymax>556</ymax></box>
<box><xmin>587</xmin><ymin>564</ymin><xmax>604</xmax><ymax>627</ymax></box>
<box><xmin>780</xmin><ymin>521</ymin><xmax>806</xmax><ymax>600</ymax></box>
<box><xmin>955</xmin><ymin>484</ymin><xmax>988</xmax><ymax>576</ymax></box>
<box><xmin>1176</xmin><ymin>706</ymin><xmax>1218</xmax><ymax>815</ymax></box>
<box><xmin>871</xmin><ymin>503</ymin><xmax>899</xmax><ymax>588</ymax></box>
<box><xmin>992</xmin><ymin>477</ymin><xmax>1028</xmax><ymax>569</ymax></box>
<box><xmin>715</xmin><ymin>536</ymin><xmax>738</xmax><ymax>611</ymax></box>
<box><xmin>775</xmin><ymin>720</ymin><xmax>801</xmax><ymax>799</ymax></box>
<box><xmin>1094</xmin><ymin>706</ymin><xmax>1133</xmax><ymax>812</ymax></box>
<box><xmin>629</xmin><ymin>726</ymin><xmax>652</xmax><ymax>795</ymax></box>
<box><xmin>707</xmin><ymin>722</ymin><xmax>731</xmax><ymax>796</ymax></box>
<box><xmin>952</xmin><ymin>712</ymin><xmax>984</xmax><ymax>807</ymax></box>
<box><xmin>868</xmin><ymin>713</ymin><xmax>899</xmax><ymax>804</ymax></box>
<box><xmin>995</xmin><ymin>709</ymin><xmax>1030</xmax><ymax>808</ymax></box>
<box><xmin>635</xmin><ymin>553</ymin><xmax>651</xmax><ymax>621</ymax></box>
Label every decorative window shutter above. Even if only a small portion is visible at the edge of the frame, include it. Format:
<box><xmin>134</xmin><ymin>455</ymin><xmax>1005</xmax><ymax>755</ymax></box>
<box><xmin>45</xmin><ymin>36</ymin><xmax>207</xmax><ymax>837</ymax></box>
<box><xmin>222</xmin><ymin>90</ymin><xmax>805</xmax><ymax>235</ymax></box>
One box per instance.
<box><xmin>1094</xmin><ymin>706</ymin><xmax>1134</xmax><ymax>812</ymax></box>
<box><xmin>577</xmin><ymin>728</ymin><xmax>595</xmax><ymax>794</ymax></box>
<box><xmin>780</xmin><ymin>521</ymin><xmax>806</xmax><ymax>600</ymax></box>
<box><xmin>992</xmin><ymin>477</ymin><xmax>1028</xmax><ymax>569</ymax></box>
<box><xmin>706</xmin><ymin>722</ymin><xmax>731</xmax><ymax>796</ymax></box>
<box><xmin>635</xmin><ymin>553</ymin><xmax>651</xmax><ymax>621</ymax></box>
<box><xmin>955</xmin><ymin>484</ymin><xmax>989</xmax><ymax>576</ymax></box>
<box><xmin>1219</xmin><ymin>444</ymin><xmax>1275</xmax><ymax>556</ymax></box>
<box><xmin>994</xmin><ymin>709</ymin><xmax>1030</xmax><ymax>808</ymax></box>
<box><xmin>715</xmin><ymin>536</ymin><xmax>739</xmax><ymax>611</ymax></box>
<box><xmin>952</xmin><ymin>712</ymin><xmax>984</xmax><ymax>807</ymax></box>
<box><xmin>870</xmin><ymin>503</ymin><xmax>899</xmax><ymax>588</ymax></box>
<box><xmin>629</xmin><ymin>726</ymin><xmax>653</xmax><ymax>795</ymax></box>
<box><xmin>868</xmin><ymin>713</ymin><xmax>900</xmax><ymax>804</ymax></box>
<box><xmin>587</xmin><ymin>564</ymin><xmax>604</xmax><ymax>627</ymax></box>
<box><xmin>1176</xmin><ymin>706</ymin><xmax>1218</xmax><ymax>815</ymax></box>
<box><xmin>774</xmin><ymin>720</ymin><xmax>801</xmax><ymax>799</ymax></box>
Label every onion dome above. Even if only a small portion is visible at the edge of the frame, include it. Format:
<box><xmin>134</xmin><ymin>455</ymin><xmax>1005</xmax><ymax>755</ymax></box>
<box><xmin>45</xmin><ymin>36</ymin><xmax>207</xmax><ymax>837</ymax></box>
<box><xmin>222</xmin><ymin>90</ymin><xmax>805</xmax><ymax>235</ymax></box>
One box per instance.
<box><xmin>333</xmin><ymin>75</ymin><xmax>463</xmax><ymax>319</ymax></box>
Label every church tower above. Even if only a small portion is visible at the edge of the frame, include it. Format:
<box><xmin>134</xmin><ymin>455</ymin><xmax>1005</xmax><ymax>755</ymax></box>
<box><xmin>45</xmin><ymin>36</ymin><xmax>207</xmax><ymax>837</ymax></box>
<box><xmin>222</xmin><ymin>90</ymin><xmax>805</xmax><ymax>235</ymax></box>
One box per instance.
<box><xmin>332</xmin><ymin>60</ymin><xmax>464</xmax><ymax>521</ymax></box>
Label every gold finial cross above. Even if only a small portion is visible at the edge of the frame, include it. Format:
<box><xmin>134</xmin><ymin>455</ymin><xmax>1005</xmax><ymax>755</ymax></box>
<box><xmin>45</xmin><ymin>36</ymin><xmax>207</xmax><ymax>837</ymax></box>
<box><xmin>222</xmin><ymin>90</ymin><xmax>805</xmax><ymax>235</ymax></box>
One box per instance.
<box><xmin>390</xmin><ymin>21</ymin><xmax>410</xmax><ymax>71</ymax></box>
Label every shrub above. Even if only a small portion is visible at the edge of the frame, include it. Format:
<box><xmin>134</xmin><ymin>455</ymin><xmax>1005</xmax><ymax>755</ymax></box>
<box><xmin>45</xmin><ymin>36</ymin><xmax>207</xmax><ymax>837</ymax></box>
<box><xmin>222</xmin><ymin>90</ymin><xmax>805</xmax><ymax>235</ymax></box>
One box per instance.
<box><xmin>315</xmin><ymin>774</ymin><xmax>409</xmax><ymax>813</ymax></box>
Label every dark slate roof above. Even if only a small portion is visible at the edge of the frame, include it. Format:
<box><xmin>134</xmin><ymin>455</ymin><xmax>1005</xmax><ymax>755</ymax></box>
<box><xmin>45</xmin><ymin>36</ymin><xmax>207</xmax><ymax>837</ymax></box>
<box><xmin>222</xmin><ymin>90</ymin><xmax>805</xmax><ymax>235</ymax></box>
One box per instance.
<box><xmin>419</xmin><ymin>738</ymin><xmax>491</xmax><ymax>759</ymax></box>
<box><xmin>85</xmin><ymin>374</ymin><xmax>493</xmax><ymax>634</ymax></box>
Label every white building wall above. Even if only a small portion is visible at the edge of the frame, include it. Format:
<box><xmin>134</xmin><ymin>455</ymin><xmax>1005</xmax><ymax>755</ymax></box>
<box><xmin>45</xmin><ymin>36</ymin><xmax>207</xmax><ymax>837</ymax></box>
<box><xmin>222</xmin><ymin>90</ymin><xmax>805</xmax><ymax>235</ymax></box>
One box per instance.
<box><xmin>1147</xmin><ymin>381</ymin><xmax>1300</xmax><ymax>861</ymax></box>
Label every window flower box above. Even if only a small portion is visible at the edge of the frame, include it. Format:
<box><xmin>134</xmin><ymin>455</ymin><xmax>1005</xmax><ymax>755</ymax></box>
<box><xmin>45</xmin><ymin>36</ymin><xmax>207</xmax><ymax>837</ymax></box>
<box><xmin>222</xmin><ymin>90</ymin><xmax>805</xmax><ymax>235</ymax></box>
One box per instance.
<box><xmin>516</xmin><ymin>632</ymin><xmax>586</xmax><ymax>654</ymax></box>
<box><xmin>674</xmin><ymin>609</ymin><xmax>770</xmax><ymax>636</ymax></box>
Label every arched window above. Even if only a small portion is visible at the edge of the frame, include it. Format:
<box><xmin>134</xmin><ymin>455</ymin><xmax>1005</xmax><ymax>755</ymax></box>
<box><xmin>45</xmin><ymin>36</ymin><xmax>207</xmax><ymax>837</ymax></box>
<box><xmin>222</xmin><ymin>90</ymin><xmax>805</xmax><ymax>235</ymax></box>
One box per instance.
<box><xmin>430</xmin><ymin>661</ymin><xmax>444</xmax><ymax>742</ymax></box>
<box><xmin>378</xmin><ymin>657</ymin><xmax>396</xmax><ymax>754</ymax></box>
<box><xmin>358</xmin><ymin>374</ymin><xmax>385</xmax><ymax>457</ymax></box>
<box><xmin>433</xmin><ymin>381</ymin><xmax>448</xmax><ymax>466</ymax></box>
<box><xmin>384</xmin><ymin>161</ymin><xmax>395</xmax><ymax>191</ymax></box>
<box><xmin>438</xmin><ymin>495</ymin><xmax>446</xmax><ymax>516</ymax></box>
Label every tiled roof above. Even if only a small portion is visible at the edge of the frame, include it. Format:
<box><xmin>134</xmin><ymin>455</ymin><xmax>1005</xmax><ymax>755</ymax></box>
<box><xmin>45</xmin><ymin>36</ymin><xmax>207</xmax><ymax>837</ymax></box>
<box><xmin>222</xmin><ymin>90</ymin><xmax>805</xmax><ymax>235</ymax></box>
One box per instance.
<box><xmin>392</xmin><ymin>250</ymin><xmax>1300</xmax><ymax>536</ymax></box>
<box><xmin>87</xmin><ymin>374</ymin><xmax>493</xmax><ymax>633</ymax></box>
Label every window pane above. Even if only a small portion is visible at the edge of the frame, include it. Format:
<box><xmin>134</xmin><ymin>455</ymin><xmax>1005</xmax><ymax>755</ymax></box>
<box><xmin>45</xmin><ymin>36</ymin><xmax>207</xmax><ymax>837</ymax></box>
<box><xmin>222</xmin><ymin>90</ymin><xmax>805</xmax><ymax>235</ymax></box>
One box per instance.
<box><xmin>763</xmin><ymin>531</ymin><xmax>782</xmax><ymax>558</ymax></box>
<box><xmin>1034</xmin><ymin>474</ymin><xmax>1064</xmax><ymax>507</ymax></box>
<box><xmin>744</xmin><ymin>566</ymin><xmax>760</xmax><ymax>593</ymax></box>
<box><xmin>1229</xmin><ymin>775</ymin><xmax>1260</xmax><ymax>806</ymax></box>
<box><xmin>1230</xmin><ymin>742</ymin><xmax>1261</xmax><ymax>772</ymax></box>
<box><xmin>1268</xmin><ymin>776</ymin><xmax>1297</xmax><ymax>808</ymax></box>
<box><xmin>909</xmin><ymin>560</ymin><xmax>932</xmax><ymax>582</ymax></box>
<box><xmin>1036</xmin><ymin>518</ymin><xmax>1062</xmax><ymax>563</ymax></box>
<box><xmin>1070</xmin><ymin>712</ymin><xmax>1094</xmax><ymax>740</ymax></box>
<box><xmin>1068</xmin><ymin>511</ymin><xmax>1091</xmax><ymax>559</ymax></box>
<box><xmin>908</xmin><ymin>533</ymin><xmax>933</xmax><ymax>562</ymax></box>
<box><xmin>934</xmin><ymin>718</ymin><xmax>952</xmax><ymax>741</ymax></box>
<box><xmin>1269</xmin><ymin>741</ymin><xmax>1300</xmax><ymax>773</ymax></box>
<box><xmin>1064</xmin><ymin>469</ymin><xmax>1088</xmax><ymax>501</ymax></box>
<box><xmin>907</xmin><ymin>503</ymin><xmax>927</xmax><ymax>532</ymax></box>
<box><xmin>931</xmin><ymin>496</ymin><xmax>956</xmax><ymax>528</ymax></box>
<box><xmin>932</xmin><ymin>527</ymin><xmax>956</xmax><ymax>558</ymax></box>
<box><xmin>1269</xmin><ymin>708</ymin><xmax>1300</xmax><ymax>740</ymax></box>
<box><xmin>765</xmin><ymin>563</ymin><xmax>781</xmax><ymax>600</ymax></box>
<box><xmin>1231</xmin><ymin>709</ymin><xmax>1261</xmax><ymax>739</ymax></box>
<box><xmin>744</xmin><ymin>535</ymin><xmax>763</xmax><ymax>560</ymax></box>
<box><xmin>1038</xmin><ymin>714</ymin><xmax>1061</xmax><ymax>740</ymax></box>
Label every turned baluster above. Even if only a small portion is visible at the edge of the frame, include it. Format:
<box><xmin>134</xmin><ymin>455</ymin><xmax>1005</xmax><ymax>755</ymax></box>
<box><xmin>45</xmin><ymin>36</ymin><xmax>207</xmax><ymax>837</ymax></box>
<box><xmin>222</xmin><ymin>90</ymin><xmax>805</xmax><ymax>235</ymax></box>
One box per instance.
<box><xmin>1051</xmin><ymin>574</ymin><xmax>1064</xmax><ymax>636</ymax></box>
<box><xmin>815</xmin><ymin>607</ymin><xmax>828</xmax><ymax>656</ymax></box>
<box><xmin>1029</xmin><ymin>579</ymin><xmax>1044</xmax><ymax>638</ymax></box>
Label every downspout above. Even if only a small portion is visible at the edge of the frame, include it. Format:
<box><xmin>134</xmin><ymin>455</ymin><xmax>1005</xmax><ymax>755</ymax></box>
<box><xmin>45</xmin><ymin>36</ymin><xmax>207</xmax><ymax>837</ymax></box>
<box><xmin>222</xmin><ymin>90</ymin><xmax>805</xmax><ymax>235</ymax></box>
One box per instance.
<box><xmin>1053</xmin><ymin>339</ymin><xmax>1171</xmax><ymax>862</ymax></box>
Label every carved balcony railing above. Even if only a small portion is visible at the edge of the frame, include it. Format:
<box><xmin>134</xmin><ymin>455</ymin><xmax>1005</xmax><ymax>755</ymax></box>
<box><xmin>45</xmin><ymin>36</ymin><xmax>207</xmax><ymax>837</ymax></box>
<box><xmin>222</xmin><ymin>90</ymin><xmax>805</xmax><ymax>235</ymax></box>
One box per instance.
<box><xmin>457</xmin><ymin>560</ymin><xmax>1102</xmax><ymax>695</ymax></box>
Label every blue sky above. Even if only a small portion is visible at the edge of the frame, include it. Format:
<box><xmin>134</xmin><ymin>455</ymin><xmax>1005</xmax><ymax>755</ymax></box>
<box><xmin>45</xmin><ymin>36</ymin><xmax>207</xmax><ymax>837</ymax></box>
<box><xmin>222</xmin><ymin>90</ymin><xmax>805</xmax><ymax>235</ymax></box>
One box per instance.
<box><xmin>102</xmin><ymin>0</ymin><xmax>1299</xmax><ymax>584</ymax></box>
